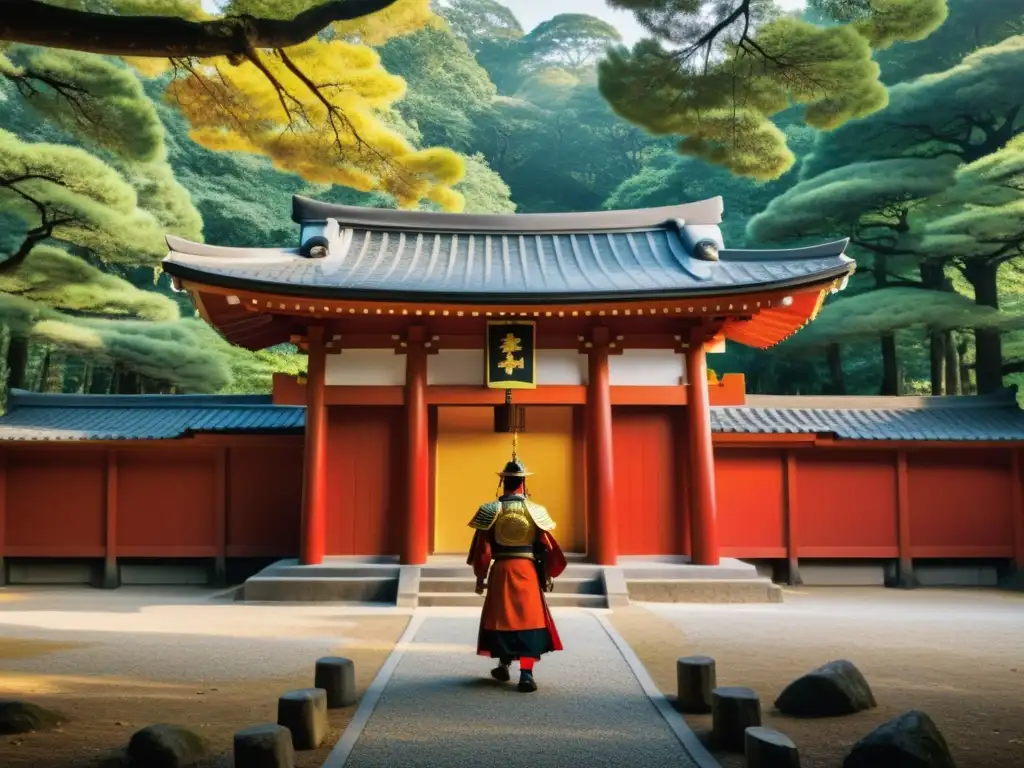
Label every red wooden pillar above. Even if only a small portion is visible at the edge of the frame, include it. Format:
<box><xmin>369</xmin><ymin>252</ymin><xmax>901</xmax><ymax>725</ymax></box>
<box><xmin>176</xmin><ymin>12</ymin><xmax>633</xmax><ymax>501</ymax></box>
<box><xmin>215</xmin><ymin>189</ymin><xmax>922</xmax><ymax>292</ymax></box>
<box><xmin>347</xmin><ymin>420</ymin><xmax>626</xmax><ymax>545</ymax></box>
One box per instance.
<box><xmin>103</xmin><ymin>450</ymin><xmax>120</xmax><ymax>588</ymax></box>
<box><xmin>686</xmin><ymin>330</ymin><xmax>720</xmax><ymax>565</ymax></box>
<box><xmin>403</xmin><ymin>326</ymin><xmax>429</xmax><ymax>565</ymax></box>
<box><xmin>1011</xmin><ymin>449</ymin><xmax>1023</xmax><ymax>572</ymax></box>
<box><xmin>0</xmin><ymin>451</ymin><xmax>7</xmax><ymax>586</ymax></box>
<box><xmin>301</xmin><ymin>325</ymin><xmax>328</xmax><ymax>565</ymax></box>
<box><xmin>213</xmin><ymin>447</ymin><xmax>228</xmax><ymax>586</ymax></box>
<box><xmin>894</xmin><ymin>450</ymin><xmax>917</xmax><ymax>587</ymax></box>
<box><xmin>586</xmin><ymin>328</ymin><xmax>618</xmax><ymax>565</ymax></box>
<box><xmin>783</xmin><ymin>452</ymin><xmax>802</xmax><ymax>585</ymax></box>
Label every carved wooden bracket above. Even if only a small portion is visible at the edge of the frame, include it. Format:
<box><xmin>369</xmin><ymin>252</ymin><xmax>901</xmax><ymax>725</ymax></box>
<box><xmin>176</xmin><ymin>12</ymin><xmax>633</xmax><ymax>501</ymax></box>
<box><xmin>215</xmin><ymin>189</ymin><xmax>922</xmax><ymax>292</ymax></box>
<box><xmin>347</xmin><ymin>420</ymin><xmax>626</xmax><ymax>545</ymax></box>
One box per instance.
<box><xmin>392</xmin><ymin>325</ymin><xmax>439</xmax><ymax>355</ymax></box>
<box><xmin>577</xmin><ymin>326</ymin><xmax>624</xmax><ymax>355</ymax></box>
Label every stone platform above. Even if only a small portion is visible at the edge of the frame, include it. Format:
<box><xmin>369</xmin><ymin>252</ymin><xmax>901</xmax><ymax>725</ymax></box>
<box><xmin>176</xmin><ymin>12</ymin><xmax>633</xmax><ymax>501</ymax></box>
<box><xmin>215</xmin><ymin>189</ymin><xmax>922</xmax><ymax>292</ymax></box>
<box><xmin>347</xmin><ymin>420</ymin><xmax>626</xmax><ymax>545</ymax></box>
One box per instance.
<box><xmin>240</xmin><ymin>555</ymin><xmax>782</xmax><ymax>606</ymax></box>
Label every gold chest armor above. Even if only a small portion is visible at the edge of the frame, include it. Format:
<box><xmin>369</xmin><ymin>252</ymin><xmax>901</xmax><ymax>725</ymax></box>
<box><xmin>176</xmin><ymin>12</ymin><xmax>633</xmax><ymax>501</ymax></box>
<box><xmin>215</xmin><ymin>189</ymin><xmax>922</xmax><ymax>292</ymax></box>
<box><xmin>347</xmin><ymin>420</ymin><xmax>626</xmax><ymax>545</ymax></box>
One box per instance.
<box><xmin>493</xmin><ymin>500</ymin><xmax>537</xmax><ymax>547</ymax></box>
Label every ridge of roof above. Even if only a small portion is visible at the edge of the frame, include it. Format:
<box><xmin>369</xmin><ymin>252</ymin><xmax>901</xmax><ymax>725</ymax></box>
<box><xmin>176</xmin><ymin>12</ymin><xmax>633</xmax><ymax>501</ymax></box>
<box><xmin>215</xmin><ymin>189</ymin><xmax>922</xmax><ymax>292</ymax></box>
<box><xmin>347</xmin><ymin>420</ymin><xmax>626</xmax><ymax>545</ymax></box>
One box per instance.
<box><xmin>5</xmin><ymin>390</ymin><xmax>287</xmax><ymax>410</ymax></box>
<box><xmin>290</xmin><ymin>194</ymin><xmax>725</xmax><ymax>232</ymax></box>
<box><xmin>719</xmin><ymin>239</ymin><xmax>853</xmax><ymax>262</ymax></box>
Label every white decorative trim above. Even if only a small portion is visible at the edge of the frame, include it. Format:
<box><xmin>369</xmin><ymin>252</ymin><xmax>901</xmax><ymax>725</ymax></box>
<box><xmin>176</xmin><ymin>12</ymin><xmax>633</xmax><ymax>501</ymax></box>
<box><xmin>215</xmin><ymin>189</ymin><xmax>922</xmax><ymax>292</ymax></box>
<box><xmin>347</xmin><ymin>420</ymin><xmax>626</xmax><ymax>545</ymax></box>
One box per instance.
<box><xmin>325</xmin><ymin>350</ymin><xmax>405</xmax><ymax>386</ymax></box>
<box><xmin>322</xmin><ymin>612</ymin><xmax>427</xmax><ymax>768</ymax></box>
<box><xmin>595</xmin><ymin>614</ymin><xmax>721</xmax><ymax>768</ymax></box>
<box><xmin>610</xmin><ymin>349</ymin><xmax>687</xmax><ymax>386</ymax></box>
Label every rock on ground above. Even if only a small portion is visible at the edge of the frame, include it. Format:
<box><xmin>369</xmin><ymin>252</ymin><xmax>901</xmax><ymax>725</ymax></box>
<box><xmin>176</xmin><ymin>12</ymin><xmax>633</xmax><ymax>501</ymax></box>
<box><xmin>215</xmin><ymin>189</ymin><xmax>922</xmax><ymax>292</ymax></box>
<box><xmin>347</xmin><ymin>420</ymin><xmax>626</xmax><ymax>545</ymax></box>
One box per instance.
<box><xmin>0</xmin><ymin>700</ymin><xmax>65</xmax><ymax>735</ymax></box>
<box><xmin>843</xmin><ymin>710</ymin><xmax>957</xmax><ymax>768</ymax></box>
<box><xmin>126</xmin><ymin>723</ymin><xmax>207</xmax><ymax>768</ymax></box>
<box><xmin>774</xmin><ymin>659</ymin><xmax>876</xmax><ymax>717</ymax></box>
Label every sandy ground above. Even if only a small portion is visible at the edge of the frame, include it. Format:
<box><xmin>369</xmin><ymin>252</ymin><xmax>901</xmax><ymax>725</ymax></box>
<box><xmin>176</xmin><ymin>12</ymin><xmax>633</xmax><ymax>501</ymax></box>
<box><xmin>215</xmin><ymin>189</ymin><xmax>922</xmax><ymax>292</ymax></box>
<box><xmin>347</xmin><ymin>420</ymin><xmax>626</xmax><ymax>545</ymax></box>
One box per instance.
<box><xmin>610</xmin><ymin>587</ymin><xmax>1024</xmax><ymax>768</ymax></box>
<box><xmin>0</xmin><ymin>587</ymin><xmax>409</xmax><ymax>768</ymax></box>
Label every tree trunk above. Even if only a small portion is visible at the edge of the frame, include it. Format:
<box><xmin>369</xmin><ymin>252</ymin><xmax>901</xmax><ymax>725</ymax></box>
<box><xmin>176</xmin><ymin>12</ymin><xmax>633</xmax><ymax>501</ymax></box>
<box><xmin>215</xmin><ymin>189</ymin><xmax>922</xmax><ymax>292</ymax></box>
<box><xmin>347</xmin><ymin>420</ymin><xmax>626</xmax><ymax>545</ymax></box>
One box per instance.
<box><xmin>81</xmin><ymin>362</ymin><xmax>94</xmax><ymax>394</ymax></box>
<box><xmin>928</xmin><ymin>329</ymin><xmax>945</xmax><ymax>395</ymax></box>
<box><xmin>944</xmin><ymin>331</ymin><xmax>960</xmax><ymax>395</ymax></box>
<box><xmin>880</xmin><ymin>333</ymin><xmax>900</xmax><ymax>395</ymax></box>
<box><xmin>89</xmin><ymin>366</ymin><xmax>108</xmax><ymax>394</ymax></box>
<box><xmin>957</xmin><ymin>339</ymin><xmax>973</xmax><ymax>394</ymax></box>
<box><xmin>965</xmin><ymin>260</ymin><xmax>1003</xmax><ymax>394</ymax></box>
<box><xmin>919</xmin><ymin>262</ymin><xmax>949</xmax><ymax>396</ymax></box>
<box><xmin>36</xmin><ymin>349</ymin><xmax>51</xmax><ymax>392</ymax></box>
<box><xmin>826</xmin><ymin>343</ymin><xmax>846</xmax><ymax>394</ymax></box>
<box><xmin>6</xmin><ymin>335</ymin><xmax>29</xmax><ymax>390</ymax></box>
<box><xmin>117</xmin><ymin>369</ymin><xmax>141</xmax><ymax>394</ymax></box>
<box><xmin>45</xmin><ymin>351</ymin><xmax>66</xmax><ymax>393</ymax></box>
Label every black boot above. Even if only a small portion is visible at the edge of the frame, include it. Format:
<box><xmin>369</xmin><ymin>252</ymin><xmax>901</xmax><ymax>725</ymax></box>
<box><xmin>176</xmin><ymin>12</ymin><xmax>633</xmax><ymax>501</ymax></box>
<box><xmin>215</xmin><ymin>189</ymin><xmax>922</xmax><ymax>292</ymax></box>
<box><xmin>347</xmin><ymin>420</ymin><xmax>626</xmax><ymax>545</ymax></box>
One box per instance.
<box><xmin>490</xmin><ymin>659</ymin><xmax>511</xmax><ymax>682</ymax></box>
<box><xmin>517</xmin><ymin>669</ymin><xmax>537</xmax><ymax>692</ymax></box>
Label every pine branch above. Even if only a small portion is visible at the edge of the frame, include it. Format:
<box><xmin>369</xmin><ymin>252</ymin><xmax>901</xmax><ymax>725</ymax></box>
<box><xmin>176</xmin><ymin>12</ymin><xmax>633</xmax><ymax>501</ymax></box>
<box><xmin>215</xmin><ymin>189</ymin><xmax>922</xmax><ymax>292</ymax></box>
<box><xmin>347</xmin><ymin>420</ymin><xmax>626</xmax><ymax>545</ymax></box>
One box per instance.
<box><xmin>0</xmin><ymin>0</ymin><xmax>399</xmax><ymax>58</ymax></box>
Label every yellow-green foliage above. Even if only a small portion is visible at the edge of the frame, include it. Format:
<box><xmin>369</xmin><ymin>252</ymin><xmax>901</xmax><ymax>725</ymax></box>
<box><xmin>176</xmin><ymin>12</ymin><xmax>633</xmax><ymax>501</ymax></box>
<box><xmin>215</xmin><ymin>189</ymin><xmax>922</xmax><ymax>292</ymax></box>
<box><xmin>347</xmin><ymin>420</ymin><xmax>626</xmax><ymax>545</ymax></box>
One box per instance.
<box><xmin>0</xmin><ymin>128</ymin><xmax>168</xmax><ymax>263</ymax></box>
<box><xmin>784</xmin><ymin>287</ymin><xmax>1024</xmax><ymax>350</ymax></box>
<box><xmin>514</xmin><ymin>68</ymin><xmax>579</xmax><ymax>105</ymax></box>
<box><xmin>2</xmin><ymin>45</ymin><xmax>165</xmax><ymax>162</ymax></box>
<box><xmin>0</xmin><ymin>245</ymin><xmax>180</xmax><ymax>321</ymax></box>
<box><xmin>106</xmin><ymin>0</ymin><xmax>467</xmax><ymax>210</ymax></box>
<box><xmin>165</xmin><ymin>37</ymin><xmax>466</xmax><ymax>211</ymax></box>
<box><xmin>599</xmin><ymin>0</ymin><xmax>949</xmax><ymax>180</ymax></box>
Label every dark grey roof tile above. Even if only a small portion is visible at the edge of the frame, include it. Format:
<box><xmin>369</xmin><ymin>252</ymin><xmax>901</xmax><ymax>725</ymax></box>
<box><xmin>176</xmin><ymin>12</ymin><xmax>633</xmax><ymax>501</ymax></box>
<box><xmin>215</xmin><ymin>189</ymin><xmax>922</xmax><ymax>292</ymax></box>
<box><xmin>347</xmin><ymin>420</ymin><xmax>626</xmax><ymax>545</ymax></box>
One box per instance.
<box><xmin>4</xmin><ymin>390</ymin><xmax>1021</xmax><ymax>443</ymax></box>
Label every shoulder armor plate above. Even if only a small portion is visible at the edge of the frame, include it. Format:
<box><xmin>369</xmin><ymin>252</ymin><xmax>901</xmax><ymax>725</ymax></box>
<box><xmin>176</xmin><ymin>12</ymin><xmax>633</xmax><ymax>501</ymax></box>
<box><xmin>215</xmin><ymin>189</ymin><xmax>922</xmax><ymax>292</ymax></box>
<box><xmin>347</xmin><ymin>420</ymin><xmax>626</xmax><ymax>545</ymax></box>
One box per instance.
<box><xmin>468</xmin><ymin>500</ymin><xmax>501</xmax><ymax>530</ymax></box>
<box><xmin>525</xmin><ymin>500</ymin><xmax>556</xmax><ymax>531</ymax></box>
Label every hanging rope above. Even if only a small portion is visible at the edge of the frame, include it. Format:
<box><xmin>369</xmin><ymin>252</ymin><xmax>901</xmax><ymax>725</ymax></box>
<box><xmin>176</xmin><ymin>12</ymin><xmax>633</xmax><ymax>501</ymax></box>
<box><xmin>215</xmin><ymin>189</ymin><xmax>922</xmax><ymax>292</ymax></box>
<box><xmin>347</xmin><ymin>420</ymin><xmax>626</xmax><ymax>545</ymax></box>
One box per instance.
<box><xmin>506</xmin><ymin>388</ymin><xmax>519</xmax><ymax>461</ymax></box>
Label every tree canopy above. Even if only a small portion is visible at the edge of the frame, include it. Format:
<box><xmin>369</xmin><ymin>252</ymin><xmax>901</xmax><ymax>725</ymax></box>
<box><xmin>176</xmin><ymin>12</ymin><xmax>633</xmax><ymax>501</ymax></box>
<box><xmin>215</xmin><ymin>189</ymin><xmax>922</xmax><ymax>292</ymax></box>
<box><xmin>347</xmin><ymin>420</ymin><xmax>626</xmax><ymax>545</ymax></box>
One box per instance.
<box><xmin>598</xmin><ymin>0</ymin><xmax>949</xmax><ymax>179</ymax></box>
<box><xmin>1</xmin><ymin>0</ymin><xmax>1022</xmax><ymax>403</ymax></box>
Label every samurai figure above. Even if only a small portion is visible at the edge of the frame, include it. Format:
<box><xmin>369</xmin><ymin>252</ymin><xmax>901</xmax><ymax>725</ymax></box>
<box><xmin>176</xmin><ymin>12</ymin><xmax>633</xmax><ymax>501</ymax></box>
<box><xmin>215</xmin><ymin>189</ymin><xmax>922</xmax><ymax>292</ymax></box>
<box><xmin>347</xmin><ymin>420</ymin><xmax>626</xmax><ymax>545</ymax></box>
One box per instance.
<box><xmin>467</xmin><ymin>455</ymin><xmax>566</xmax><ymax>692</ymax></box>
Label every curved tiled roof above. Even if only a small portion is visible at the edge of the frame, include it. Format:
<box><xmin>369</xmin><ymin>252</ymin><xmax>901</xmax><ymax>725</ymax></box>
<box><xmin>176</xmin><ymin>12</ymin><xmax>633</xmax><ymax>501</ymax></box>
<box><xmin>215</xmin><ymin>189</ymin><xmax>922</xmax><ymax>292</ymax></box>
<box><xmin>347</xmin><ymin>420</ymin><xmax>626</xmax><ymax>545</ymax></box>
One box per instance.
<box><xmin>163</xmin><ymin>196</ymin><xmax>853</xmax><ymax>304</ymax></box>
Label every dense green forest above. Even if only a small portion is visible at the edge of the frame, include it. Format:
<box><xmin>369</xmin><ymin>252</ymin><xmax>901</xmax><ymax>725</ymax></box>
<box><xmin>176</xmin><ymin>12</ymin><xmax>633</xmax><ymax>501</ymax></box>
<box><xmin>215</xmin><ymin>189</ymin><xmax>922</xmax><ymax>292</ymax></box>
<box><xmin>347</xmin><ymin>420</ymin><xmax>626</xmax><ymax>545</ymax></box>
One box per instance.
<box><xmin>1</xmin><ymin>0</ymin><xmax>1022</xmax><ymax>406</ymax></box>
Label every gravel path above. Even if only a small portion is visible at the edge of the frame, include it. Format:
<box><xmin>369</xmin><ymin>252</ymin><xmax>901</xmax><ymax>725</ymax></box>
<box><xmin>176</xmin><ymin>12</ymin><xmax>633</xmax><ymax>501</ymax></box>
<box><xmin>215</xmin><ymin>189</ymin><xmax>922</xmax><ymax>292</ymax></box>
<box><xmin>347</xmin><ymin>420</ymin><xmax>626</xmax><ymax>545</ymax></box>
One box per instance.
<box><xmin>342</xmin><ymin>612</ymin><xmax>699</xmax><ymax>768</ymax></box>
<box><xmin>635</xmin><ymin>588</ymin><xmax>1024</xmax><ymax>768</ymax></box>
<box><xmin>0</xmin><ymin>586</ymin><xmax>406</xmax><ymax>682</ymax></box>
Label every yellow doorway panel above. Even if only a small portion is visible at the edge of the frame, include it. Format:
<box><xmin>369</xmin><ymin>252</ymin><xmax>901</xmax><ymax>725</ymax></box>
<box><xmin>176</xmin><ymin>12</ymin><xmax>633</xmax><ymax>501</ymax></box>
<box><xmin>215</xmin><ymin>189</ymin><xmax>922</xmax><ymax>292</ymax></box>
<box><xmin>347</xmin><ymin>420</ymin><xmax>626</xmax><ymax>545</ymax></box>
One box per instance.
<box><xmin>433</xmin><ymin>406</ymin><xmax>582</xmax><ymax>554</ymax></box>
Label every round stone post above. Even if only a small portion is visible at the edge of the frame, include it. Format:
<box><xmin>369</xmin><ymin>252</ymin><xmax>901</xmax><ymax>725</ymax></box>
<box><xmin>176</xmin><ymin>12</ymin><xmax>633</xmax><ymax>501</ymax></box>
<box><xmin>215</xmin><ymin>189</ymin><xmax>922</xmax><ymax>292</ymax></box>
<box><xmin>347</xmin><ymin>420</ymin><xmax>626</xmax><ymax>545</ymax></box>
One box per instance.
<box><xmin>315</xmin><ymin>656</ymin><xmax>356</xmax><ymax>708</ymax></box>
<box><xmin>712</xmin><ymin>686</ymin><xmax>762</xmax><ymax>752</ymax></box>
<box><xmin>677</xmin><ymin>655</ymin><xmax>716</xmax><ymax>713</ymax></box>
<box><xmin>234</xmin><ymin>723</ymin><xmax>295</xmax><ymax>768</ymax></box>
<box><xmin>277</xmin><ymin>688</ymin><xmax>328</xmax><ymax>750</ymax></box>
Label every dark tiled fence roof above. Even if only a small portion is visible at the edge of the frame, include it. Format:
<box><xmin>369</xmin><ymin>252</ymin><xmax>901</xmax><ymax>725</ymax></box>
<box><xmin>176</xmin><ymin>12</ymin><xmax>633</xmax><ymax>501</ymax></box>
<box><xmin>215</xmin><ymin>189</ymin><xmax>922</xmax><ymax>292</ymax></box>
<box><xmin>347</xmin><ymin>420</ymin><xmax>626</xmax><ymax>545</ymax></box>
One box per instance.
<box><xmin>0</xmin><ymin>392</ymin><xmax>303</xmax><ymax>441</ymax></box>
<box><xmin>1</xmin><ymin>389</ymin><xmax>1022</xmax><ymax>443</ymax></box>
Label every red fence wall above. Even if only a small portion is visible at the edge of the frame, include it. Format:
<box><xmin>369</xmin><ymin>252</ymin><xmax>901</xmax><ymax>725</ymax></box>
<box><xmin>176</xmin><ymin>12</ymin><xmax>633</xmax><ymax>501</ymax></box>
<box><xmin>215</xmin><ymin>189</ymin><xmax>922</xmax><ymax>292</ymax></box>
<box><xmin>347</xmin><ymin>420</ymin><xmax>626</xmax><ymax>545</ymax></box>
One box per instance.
<box><xmin>1</xmin><ymin>420</ymin><xmax>1022</xmax><ymax>566</ymax></box>
<box><xmin>0</xmin><ymin>437</ymin><xmax>304</xmax><ymax>563</ymax></box>
<box><xmin>717</xmin><ymin>445</ymin><xmax>1022</xmax><ymax>564</ymax></box>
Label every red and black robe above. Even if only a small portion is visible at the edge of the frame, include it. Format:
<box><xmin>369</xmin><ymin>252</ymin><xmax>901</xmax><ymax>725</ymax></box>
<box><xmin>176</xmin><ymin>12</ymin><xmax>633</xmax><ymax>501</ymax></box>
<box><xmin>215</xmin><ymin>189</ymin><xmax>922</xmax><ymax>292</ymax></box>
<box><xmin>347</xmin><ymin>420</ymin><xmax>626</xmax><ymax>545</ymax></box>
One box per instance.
<box><xmin>468</xmin><ymin>520</ymin><xmax>566</xmax><ymax>660</ymax></box>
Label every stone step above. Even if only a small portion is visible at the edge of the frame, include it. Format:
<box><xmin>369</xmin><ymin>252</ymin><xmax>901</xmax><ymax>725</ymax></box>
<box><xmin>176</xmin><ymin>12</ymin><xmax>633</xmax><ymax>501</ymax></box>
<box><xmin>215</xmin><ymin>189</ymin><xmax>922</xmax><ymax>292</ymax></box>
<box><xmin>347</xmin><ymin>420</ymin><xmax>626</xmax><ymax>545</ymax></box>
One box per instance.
<box><xmin>243</xmin><ymin>576</ymin><xmax>397</xmax><ymax>603</ymax></box>
<box><xmin>256</xmin><ymin>565</ymin><xmax>401</xmax><ymax>579</ymax></box>
<box><xmin>418</xmin><ymin>577</ymin><xmax>603</xmax><ymax>595</ymax></box>
<box><xmin>417</xmin><ymin>592</ymin><xmax>608</xmax><ymax>608</ymax></box>
<box><xmin>419</xmin><ymin>564</ymin><xmax>603</xmax><ymax>580</ymax></box>
<box><xmin>626</xmin><ymin>578</ymin><xmax>783</xmax><ymax>604</ymax></box>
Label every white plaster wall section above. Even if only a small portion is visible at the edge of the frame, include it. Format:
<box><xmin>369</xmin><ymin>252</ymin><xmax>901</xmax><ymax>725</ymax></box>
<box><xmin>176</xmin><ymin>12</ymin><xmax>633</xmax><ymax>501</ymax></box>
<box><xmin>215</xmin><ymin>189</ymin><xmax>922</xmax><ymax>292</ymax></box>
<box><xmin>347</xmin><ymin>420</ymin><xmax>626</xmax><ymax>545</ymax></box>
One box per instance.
<box><xmin>428</xmin><ymin>348</ymin><xmax>587</xmax><ymax>385</ymax></box>
<box><xmin>325</xmin><ymin>349</ymin><xmax>406</xmax><ymax>386</ymax></box>
<box><xmin>428</xmin><ymin>350</ymin><xmax>484</xmax><ymax>385</ymax></box>
<box><xmin>609</xmin><ymin>349</ymin><xmax>687</xmax><ymax>386</ymax></box>
<box><xmin>537</xmin><ymin>349</ymin><xmax>586</xmax><ymax>385</ymax></box>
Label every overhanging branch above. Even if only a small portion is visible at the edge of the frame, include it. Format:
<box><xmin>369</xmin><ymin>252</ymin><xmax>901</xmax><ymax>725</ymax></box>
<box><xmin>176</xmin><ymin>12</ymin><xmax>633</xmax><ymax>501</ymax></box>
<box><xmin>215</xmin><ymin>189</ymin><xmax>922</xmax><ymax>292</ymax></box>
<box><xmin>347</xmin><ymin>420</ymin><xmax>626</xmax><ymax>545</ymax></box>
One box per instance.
<box><xmin>0</xmin><ymin>0</ymin><xmax>399</xmax><ymax>58</ymax></box>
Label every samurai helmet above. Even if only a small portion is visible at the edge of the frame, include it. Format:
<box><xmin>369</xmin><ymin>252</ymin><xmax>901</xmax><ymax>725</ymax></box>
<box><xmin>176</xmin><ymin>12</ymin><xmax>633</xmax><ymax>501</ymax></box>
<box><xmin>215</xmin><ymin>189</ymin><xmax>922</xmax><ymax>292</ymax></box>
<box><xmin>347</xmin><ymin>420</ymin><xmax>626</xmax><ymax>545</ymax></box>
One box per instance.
<box><xmin>497</xmin><ymin>458</ymin><xmax>533</xmax><ymax>478</ymax></box>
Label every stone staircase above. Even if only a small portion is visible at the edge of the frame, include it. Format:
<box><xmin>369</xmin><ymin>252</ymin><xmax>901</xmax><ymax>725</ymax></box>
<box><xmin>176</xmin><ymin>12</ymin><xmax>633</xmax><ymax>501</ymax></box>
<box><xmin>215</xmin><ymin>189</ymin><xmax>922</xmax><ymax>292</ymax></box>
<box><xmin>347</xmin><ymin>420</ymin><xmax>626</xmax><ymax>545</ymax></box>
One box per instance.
<box><xmin>238</xmin><ymin>555</ymin><xmax>782</xmax><ymax>605</ymax></box>
<box><xmin>416</xmin><ymin>560</ymin><xmax>607</xmax><ymax>608</ymax></box>
<box><xmin>242</xmin><ymin>559</ymin><xmax>399</xmax><ymax>603</ymax></box>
